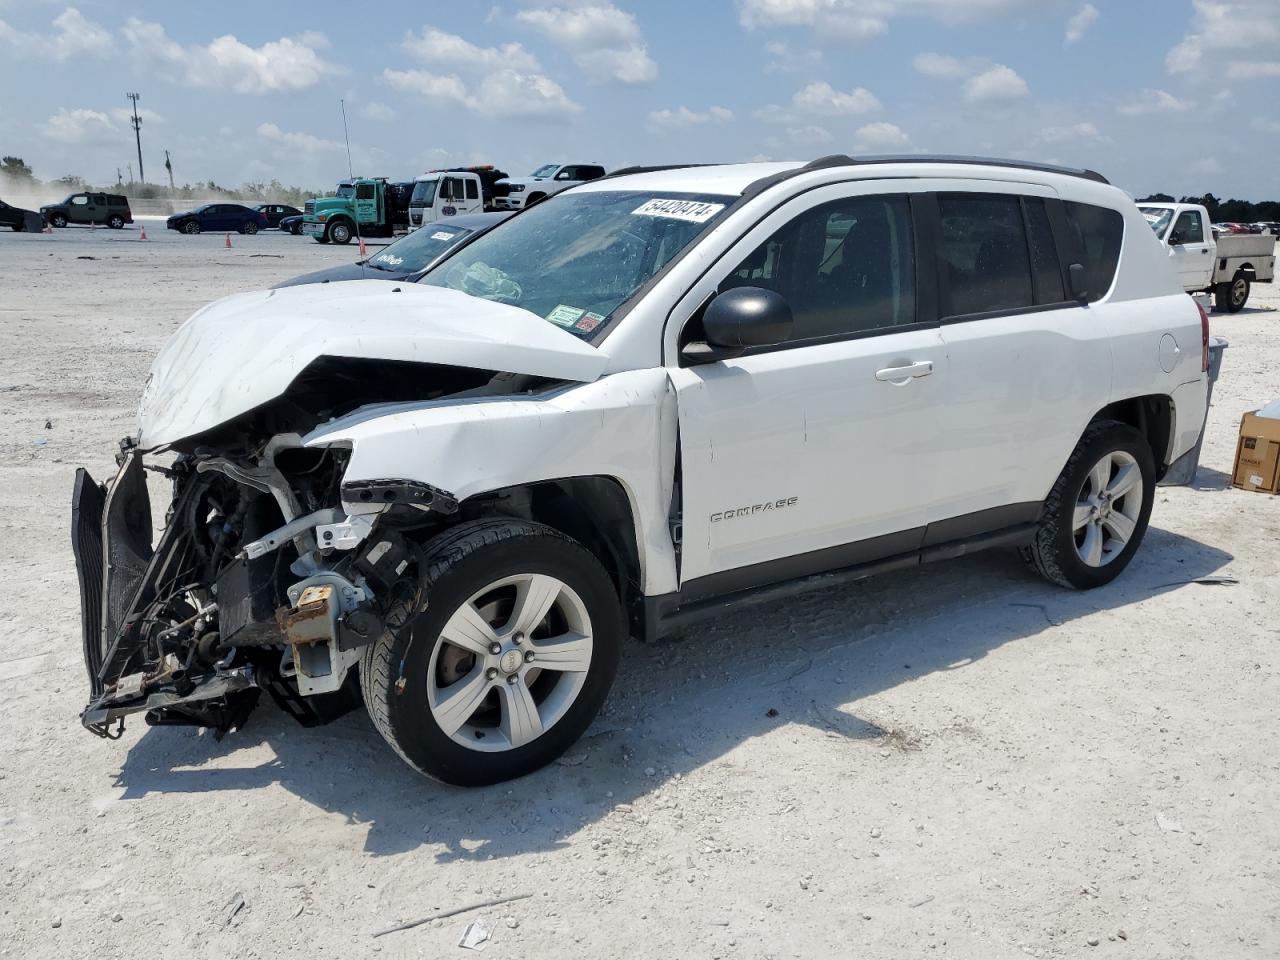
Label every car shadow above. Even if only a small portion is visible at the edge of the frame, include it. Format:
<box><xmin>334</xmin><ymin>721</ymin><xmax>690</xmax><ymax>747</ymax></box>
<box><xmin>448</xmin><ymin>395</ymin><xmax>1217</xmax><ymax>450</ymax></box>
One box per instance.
<box><xmin>115</xmin><ymin>525</ymin><xmax>1233</xmax><ymax>861</ymax></box>
<box><xmin>1189</xmin><ymin>466</ymin><xmax>1235</xmax><ymax>491</ymax></box>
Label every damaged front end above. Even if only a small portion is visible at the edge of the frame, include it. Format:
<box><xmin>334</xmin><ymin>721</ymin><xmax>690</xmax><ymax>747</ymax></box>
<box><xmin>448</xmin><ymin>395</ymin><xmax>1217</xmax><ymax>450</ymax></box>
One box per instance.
<box><xmin>71</xmin><ymin>436</ymin><xmax>456</xmax><ymax>740</ymax></box>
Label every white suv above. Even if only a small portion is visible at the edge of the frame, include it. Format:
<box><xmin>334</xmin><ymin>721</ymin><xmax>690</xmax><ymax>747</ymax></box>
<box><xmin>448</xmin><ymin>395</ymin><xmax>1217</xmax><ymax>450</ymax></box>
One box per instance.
<box><xmin>73</xmin><ymin>156</ymin><xmax>1209</xmax><ymax>785</ymax></box>
<box><xmin>494</xmin><ymin>163</ymin><xmax>606</xmax><ymax>210</ymax></box>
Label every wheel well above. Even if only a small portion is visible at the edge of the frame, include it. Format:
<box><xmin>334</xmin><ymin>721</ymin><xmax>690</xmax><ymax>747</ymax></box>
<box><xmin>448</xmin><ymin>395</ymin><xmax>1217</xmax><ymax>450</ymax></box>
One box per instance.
<box><xmin>1092</xmin><ymin>395</ymin><xmax>1174</xmax><ymax>477</ymax></box>
<box><xmin>461</xmin><ymin>477</ymin><xmax>643</xmax><ymax>633</ymax></box>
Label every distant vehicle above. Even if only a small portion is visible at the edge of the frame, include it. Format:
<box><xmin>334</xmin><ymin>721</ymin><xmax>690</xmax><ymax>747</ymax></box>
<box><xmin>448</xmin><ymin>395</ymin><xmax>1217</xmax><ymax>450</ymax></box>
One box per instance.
<box><xmin>0</xmin><ymin>198</ymin><xmax>41</xmax><ymax>232</ymax></box>
<box><xmin>386</xmin><ymin>181</ymin><xmax>415</xmax><ymax>230</ymax></box>
<box><xmin>167</xmin><ymin>204</ymin><xmax>269</xmax><ymax>235</ymax></box>
<box><xmin>275</xmin><ymin>212</ymin><xmax>511</xmax><ymax>288</ymax></box>
<box><xmin>1251</xmin><ymin>222</ymin><xmax>1279</xmax><ymax>235</ymax></box>
<box><xmin>409</xmin><ymin>166</ymin><xmax>509</xmax><ymax>230</ymax></box>
<box><xmin>303</xmin><ymin>177</ymin><xmax>406</xmax><ymax>244</ymax></box>
<box><xmin>279</xmin><ymin>213</ymin><xmax>304</xmax><ymax>235</ymax></box>
<box><xmin>40</xmin><ymin>192</ymin><xmax>132</xmax><ymax>229</ymax></box>
<box><xmin>493</xmin><ymin>163</ymin><xmax>606</xmax><ymax>211</ymax></box>
<box><xmin>1140</xmin><ymin>202</ymin><xmax>1276</xmax><ymax>312</ymax></box>
<box><xmin>255</xmin><ymin>204</ymin><xmax>302</xmax><ymax>229</ymax></box>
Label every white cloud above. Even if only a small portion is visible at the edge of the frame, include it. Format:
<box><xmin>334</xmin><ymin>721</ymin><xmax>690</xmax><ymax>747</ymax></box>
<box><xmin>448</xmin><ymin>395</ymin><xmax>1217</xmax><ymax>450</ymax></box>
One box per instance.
<box><xmin>785</xmin><ymin>124</ymin><xmax>834</xmax><ymax>145</ymax></box>
<box><xmin>123</xmin><ymin>20</ymin><xmax>334</xmax><ymax>94</ymax></box>
<box><xmin>40</xmin><ymin>108</ymin><xmax>122</xmax><ymax>145</ymax></box>
<box><xmin>1117</xmin><ymin>88</ymin><xmax>1193</xmax><ymax>116</ymax></box>
<box><xmin>1036</xmin><ymin>122</ymin><xmax>1104</xmax><ymax>144</ymax></box>
<box><xmin>763</xmin><ymin>40</ymin><xmax>823</xmax><ymax>74</ymax></box>
<box><xmin>738</xmin><ymin>0</ymin><xmax>1042</xmax><ymax>42</ymax></box>
<box><xmin>793</xmin><ymin>81</ymin><xmax>881</xmax><ymax>115</ymax></box>
<box><xmin>360</xmin><ymin>101</ymin><xmax>395</xmax><ymax>122</ymax></box>
<box><xmin>401</xmin><ymin>27</ymin><xmax>541</xmax><ymax>74</ymax></box>
<box><xmin>647</xmin><ymin>105</ymin><xmax>733</xmax><ymax>133</ymax></box>
<box><xmin>853</xmin><ymin>121</ymin><xmax>910</xmax><ymax>151</ymax></box>
<box><xmin>1065</xmin><ymin>3</ymin><xmax>1099</xmax><ymax>44</ymax></box>
<box><xmin>516</xmin><ymin>4</ymin><xmax>657</xmax><ymax>85</ymax></box>
<box><xmin>1167</xmin><ymin>0</ymin><xmax>1280</xmax><ymax>74</ymax></box>
<box><xmin>381</xmin><ymin>67</ymin><xmax>582</xmax><ymax>120</ymax></box>
<box><xmin>1227</xmin><ymin>60</ymin><xmax>1280</xmax><ymax>78</ymax></box>
<box><xmin>0</xmin><ymin>6</ymin><xmax>112</xmax><ymax>61</ymax></box>
<box><xmin>964</xmin><ymin>65</ymin><xmax>1029</xmax><ymax>102</ymax></box>
<box><xmin>912</xmin><ymin>52</ymin><xmax>972</xmax><ymax>78</ymax></box>
<box><xmin>1251</xmin><ymin>117</ymin><xmax>1280</xmax><ymax>135</ymax></box>
<box><xmin>257</xmin><ymin>122</ymin><xmax>345</xmax><ymax>155</ymax></box>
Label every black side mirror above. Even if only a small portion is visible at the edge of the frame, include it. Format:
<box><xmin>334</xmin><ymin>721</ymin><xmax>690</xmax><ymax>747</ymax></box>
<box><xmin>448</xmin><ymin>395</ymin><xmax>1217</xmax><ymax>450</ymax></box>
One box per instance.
<box><xmin>1169</xmin><ymin>230</ymin><xmax>1185</xmax><ymax>245</ymax></box>
<box><xmin>1068</xmin><ymin>263</ymin><xmax>1090</xmax><ymax>303</ymax></box>
<box><xmin>682</xmin><ymin>287</ymin><xmax>793</xmax><ymax>365</ymax></box>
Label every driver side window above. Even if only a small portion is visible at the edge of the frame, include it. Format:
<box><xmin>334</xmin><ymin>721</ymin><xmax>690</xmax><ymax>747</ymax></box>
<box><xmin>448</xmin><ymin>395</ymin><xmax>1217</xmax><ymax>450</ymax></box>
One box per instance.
<box><xmin>1172</xmin><ymin>210</ymin><xmax>1204</xmax><ymax>244</ymax></box>
<box><xmin>721</xmin><ymin>194</ymin><xmax>917</xmax><ymax>343</ymax></box>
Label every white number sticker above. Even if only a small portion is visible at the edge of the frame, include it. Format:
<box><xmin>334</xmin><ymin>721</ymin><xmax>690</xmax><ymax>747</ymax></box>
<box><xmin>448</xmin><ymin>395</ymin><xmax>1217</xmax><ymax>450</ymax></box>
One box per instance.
<box><xmin>632</xmin><ymin>199</ymin><xmax>725</xmax><ymax>223</ymax></box>
<box><xmin>430</xmin><ymin>231</ymin><xmax>457</xmax><ymax>240</ymax></box>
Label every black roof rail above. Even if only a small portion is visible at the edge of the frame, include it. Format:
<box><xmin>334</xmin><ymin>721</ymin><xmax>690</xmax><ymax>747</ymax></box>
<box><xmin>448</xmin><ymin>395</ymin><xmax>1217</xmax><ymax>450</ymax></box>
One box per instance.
<box><xmin>742</xmin><ymin>153</ymin><xmax>1110</xmax><ymax>198</ymax></box>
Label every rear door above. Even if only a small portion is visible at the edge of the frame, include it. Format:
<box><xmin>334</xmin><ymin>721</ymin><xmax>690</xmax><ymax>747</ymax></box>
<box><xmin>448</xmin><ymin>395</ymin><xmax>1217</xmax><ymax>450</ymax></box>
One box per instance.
<box><xmin>927</xmin><ymin>185</ymin><xmax>1111</xmax><ymax>528</ymax></box>
<box><xmin>669</xmin><ymin>181</ymin><xmax>946</xmax><ymax>590</ymax></box>
<box><xmin>461</xmin><ymin>175</ymin><xmax>483</xmax><ymax>214</ymax></box>
<box><xmin>1168</xmin><ymin>207</ymin><xmax>1213</xmax><ymax>290</ymax></box>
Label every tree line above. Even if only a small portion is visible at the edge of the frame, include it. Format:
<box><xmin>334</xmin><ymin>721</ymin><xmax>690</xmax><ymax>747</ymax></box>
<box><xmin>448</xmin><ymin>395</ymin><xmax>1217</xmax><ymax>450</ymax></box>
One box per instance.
<box><xmin>1136</xmin><ymin>192</ymin><xmax>1280</xmax><ymax>223</ymax></box>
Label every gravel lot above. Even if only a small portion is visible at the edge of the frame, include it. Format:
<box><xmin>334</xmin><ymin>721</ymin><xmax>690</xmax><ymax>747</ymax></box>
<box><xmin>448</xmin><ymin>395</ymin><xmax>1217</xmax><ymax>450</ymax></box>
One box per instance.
<box><xmin>1</xmin><ymin>222</ymin><xmax>1277</xmax><ymax>960</ymax></box>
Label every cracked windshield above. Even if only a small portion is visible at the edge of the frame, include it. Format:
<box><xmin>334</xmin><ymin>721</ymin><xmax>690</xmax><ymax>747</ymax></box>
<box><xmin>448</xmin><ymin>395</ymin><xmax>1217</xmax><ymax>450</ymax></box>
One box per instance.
<box><xmin>419</xmin><ymin>191</ymin><xmax>731</xmax><ymax>339</ymax></box>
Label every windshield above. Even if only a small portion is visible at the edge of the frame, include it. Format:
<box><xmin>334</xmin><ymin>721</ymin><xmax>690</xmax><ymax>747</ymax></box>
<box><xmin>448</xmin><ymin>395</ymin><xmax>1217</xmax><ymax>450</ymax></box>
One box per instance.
<box><xmin>410</xmin><ymin>179</ymin><xmax>438</xmax><ymax>206</ymax></box>
<box><xmin>365</xmin><ymin>223</ymin><xmax>474</xmax><ymax>272</ymax></box>
<box><xmin>420</xmin><ymin>191</ymin><xmax>732</xmax><ymax>340</ymax></box>
<box><xmin>1138</xmin><ymin>206</ymin><xmax>1174</xmax><ymax>238</ymax></box>
<box><xmin>530</xmin><ymin>164</ymin><xmax>560</xmax><ymax>178</ymax></box>
<box><xmin>336</xmin><ymin>184</ymin><xmax>355</xmax><ymax>198</ymax></box>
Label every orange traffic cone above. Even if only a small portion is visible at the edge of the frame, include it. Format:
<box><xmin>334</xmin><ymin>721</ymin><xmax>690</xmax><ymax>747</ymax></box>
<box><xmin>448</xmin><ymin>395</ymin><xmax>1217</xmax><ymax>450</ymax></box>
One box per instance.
<box><xmin>358</xmin><ymin>236</ymin><xmax>367</xmax><ymax>257</ymax></box>
<box><xmin>42</xmin><ymin>222</ymin><xmax>53</xmax><ymax>235</ymax></box>
<box><xmin>224</xmin><ymin>232</ymin><xmax>232</xmax><ymax>249</ymax></box>
<box><xmin>139</xmin><ymin>225</ymin><xmax>148</xmax><ymax>240</ymax></box>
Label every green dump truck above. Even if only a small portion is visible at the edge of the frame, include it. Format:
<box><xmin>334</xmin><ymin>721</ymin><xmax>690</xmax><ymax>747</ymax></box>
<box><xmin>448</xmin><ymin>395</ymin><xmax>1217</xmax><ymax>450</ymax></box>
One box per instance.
<box><xmin>302</xmin><ymin>178</ymin><xmax>412</xmax><ymax>244</ymax></box>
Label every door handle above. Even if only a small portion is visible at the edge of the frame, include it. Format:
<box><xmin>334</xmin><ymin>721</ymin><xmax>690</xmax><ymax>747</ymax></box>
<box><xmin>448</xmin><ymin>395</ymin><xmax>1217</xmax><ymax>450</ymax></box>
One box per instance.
<box><xmin>875</xmin><ymin>361</ymin><xmax>934</xmax><ymax>382</ymax></box>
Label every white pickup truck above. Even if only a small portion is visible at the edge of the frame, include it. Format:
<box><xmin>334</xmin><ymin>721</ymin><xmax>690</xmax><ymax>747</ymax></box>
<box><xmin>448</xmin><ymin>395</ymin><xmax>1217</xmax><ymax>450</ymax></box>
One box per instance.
<box><xmin>1138</xmin><ymin>202</ymin><xmax>1276</xmax><ymax>312</ymax></box>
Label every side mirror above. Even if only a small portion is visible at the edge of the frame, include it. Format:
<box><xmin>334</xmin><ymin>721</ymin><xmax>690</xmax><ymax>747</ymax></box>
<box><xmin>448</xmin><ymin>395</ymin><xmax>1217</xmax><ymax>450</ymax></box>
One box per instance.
<box><xmin>1068</xmin><ymin>263</ymin><xmax>1090</xmax><ymax>303</ymax></box>
<box><xmin>682</xmin><ymin>287</ymin><xmax>793</xmax><ymax>365</ymax></box>
<box><xmin>1169</xmin><ymin>230</ymin><xmax>1185</xmax><ymax>245</ymax></box>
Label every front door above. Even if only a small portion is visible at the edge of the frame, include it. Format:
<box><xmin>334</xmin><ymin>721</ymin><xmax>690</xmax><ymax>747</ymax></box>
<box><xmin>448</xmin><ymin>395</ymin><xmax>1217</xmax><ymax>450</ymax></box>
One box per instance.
<box><xmin>70</xmin><ymin>194</ymin><xmax>93</xmax><ymax>224</ymax></box>
<box><xmin>354</xmin><ymin>182</ymin><xmax>379</xmax><ymax>228</ymax></box>
<box><xmin>668</xmin><ymin>182</ymin><xmax>945</xmax><ymax>592</ymax></box>
<box><xmin>1167</xmin><ymin>208</ymin><xmax>1213</xmax><ymax>291</ymax></box>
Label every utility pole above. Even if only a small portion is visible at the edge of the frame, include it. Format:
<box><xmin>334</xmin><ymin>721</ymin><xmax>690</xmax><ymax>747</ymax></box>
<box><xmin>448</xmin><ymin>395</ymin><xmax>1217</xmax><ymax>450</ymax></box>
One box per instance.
<box><xmin>127</xmin><ymin>92</ymin><xmax>144</xmax><ymax>184</ymax></box>
<box><xmin>116</xmin><ymin>167</ymin><xmax>123</xmax><ymax>187</ymax></box>
<box><xmin>164</xmin><ymin>149</ymin><xmax>175</xmax><ymax>190</ymax></box>
<box><xmin>127</xmin><ymin>162</ymin><xmax>133</xmax><ymax>184</ymax></box>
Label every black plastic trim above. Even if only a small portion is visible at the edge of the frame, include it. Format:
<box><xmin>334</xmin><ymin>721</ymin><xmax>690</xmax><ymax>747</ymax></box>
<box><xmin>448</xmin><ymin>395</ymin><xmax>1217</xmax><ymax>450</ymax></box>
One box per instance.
<box><xmin>940</xmin><ymin>299</ymin><xmax>1081</xmax><ymax>326</ymax></box>
<box><xmin>921</xmin><ymin>501</ymin><xmax>1041</xmax><ymax>547</ymax></box>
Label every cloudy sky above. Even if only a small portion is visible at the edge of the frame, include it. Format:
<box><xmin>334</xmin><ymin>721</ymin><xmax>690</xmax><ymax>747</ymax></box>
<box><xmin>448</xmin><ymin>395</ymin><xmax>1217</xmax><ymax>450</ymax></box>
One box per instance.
<box><xmin>1</xmin><ymin>0</ymin><xmax>1277</xmax><ymax>198</ymax></box>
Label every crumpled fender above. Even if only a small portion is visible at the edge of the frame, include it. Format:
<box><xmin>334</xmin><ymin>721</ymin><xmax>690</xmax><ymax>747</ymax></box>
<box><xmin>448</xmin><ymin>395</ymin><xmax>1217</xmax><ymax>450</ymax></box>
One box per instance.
<box><xmin>302</xmin><ymin>368</ymin><xmax>680</xmax><ymax>595</ymax></box>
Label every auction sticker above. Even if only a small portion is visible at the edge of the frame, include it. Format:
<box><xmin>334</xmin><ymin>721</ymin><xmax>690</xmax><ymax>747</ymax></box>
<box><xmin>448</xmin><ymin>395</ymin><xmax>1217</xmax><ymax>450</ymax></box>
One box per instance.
<box><xmin>632</xmin><ymin>199</ymin><xmax>725</xmax><ymax>223</ymax></box>
<box><xmin>546</xmin><ymin>304</ymin><xmax>585</xmax><ymax>327</ymax></box>
<box><xmin>430</xmin><ymin>230</ymin><xmax>457</xmax><ymax>240</ymax></box>
<box><xmin>575</xmin><ymin>312</ymin><xmax>606</xmax><ymax>333</ymax></box>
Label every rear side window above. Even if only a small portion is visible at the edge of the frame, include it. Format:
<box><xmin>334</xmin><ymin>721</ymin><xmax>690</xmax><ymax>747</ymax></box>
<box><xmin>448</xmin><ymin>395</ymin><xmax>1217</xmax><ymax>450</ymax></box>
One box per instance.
<box><xmin>937</xmin><ymin>194</ymin><xmax>1033</xmax><ymax>317</ymax></box>
<box><xmin>1023</xmin><ymin>198</ymin><xmax>1065</xmax><ymax>304</ymax></box>
<box><xmin>1063</xmin><ymin>201</ymin><xmax>1124</xmax><ymax>302</ymax></box>
<box><xmin>465</xmin><ymin>179</ymin><xmax>479</xmax><ymax>201</ymax></box>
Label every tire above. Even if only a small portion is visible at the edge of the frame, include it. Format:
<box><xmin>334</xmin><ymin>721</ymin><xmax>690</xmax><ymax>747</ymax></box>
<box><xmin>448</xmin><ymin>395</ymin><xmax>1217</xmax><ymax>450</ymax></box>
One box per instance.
<box><xmin>1024</xmin><ymin>420</ymin><xmax>1155</xmax><ymax>590</ymax></box>
<box><xmin>328</xmin><ymin>220</ymin><xmax>352</xmax><ymax>245</ymax></box>
<box><xmin>1221</xmin><ymin>272</ymin><xmax>1250</xmax><ymax>313</ymax></box>
<box><xmin>183</xmin><ymin>220</ymin><xmax>200</xmax><ymax>235</ymax></box>
<box><xmin>51</xmin><ymin>214</ymin><xmax>67</xmax><ymax>228</ymax></box>
<box><xmin>243</xmin><ymin>221</ymin><xmax>259</xmax><ymax>235</ymax></box>
<box><xmin>107</xmin><ymin>215</ymin><xmax>124</xmax><ymax>229</ymax></box>
<box><xmin>360</xmin><ymin>518</ymin><xmax>624</xmax><ymax>786</ymax></box>
<box><xmin>526</xmin><ymin>192</ymin><xmax>547</xmax><ymax>206</ymax></box>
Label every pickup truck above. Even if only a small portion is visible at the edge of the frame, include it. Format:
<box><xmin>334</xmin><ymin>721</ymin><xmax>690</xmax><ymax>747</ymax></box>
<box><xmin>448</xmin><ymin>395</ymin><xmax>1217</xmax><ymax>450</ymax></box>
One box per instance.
<box><xmin>493</xmin><ymin>163</ymin><xmax>606</xmax><ymax>211</ymax></box>
<box><xmin>1138</xmin><ymin>202</ymin><xmax>1276</xmax><ymax>312</ymax></box>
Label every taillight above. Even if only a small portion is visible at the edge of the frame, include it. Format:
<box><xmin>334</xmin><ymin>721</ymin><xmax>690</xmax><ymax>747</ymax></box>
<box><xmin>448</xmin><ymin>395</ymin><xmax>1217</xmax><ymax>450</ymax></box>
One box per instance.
<box><xmin>1197</xmin><ymin>300</ymin><xmax>1210</xmax><ymax>372</ymax></box>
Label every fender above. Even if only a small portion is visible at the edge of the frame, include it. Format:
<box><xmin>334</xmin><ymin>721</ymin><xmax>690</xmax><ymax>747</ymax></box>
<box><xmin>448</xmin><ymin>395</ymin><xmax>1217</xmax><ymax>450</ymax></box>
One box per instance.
<box><xmin>302</xmin><ymin>368</ymin><xmax>681</xmax><ymax>595</ymax></box>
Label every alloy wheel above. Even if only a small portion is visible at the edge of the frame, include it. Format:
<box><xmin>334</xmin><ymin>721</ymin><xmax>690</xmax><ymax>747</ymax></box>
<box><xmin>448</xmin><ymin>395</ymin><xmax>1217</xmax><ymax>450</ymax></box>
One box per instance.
<box><xmin>1072</xmin><ymin>450</ymin><xmax>1142</xmax><ymax>567</ymax></box>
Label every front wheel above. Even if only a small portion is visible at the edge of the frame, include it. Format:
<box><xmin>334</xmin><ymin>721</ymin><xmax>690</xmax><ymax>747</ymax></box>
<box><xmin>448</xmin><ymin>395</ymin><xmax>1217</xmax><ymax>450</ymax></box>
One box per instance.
<box><xmin>361</xmin><ymin>519</ymin><xmax>623</xmax><ymax>786</ymax></box>
<box><xmin>183</xmin><ymin>220</ymin><xmax>200</xmax><ymax>235</ymax></box>
<box><xmin>327</xmin><ymin>221</ymin><xmax>352</xmax><ymax>244</ymax></box>
<box><xmin>1024</xmin><ymin>420</ymin><xmax>1155</xmax><ymax>590</ymax></box>
<box><xmin>51</xmin><ymin>214</ymin><xmax>67</xmax><ymax>228</ymax></box>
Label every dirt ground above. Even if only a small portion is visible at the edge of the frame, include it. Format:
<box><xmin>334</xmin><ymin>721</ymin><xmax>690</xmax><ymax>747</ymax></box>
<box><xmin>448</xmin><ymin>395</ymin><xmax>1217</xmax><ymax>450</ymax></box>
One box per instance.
<box><xmin>1</xmin><ymin>222</ymin><xmax>1277</xmax><ymax>960</ymax></box>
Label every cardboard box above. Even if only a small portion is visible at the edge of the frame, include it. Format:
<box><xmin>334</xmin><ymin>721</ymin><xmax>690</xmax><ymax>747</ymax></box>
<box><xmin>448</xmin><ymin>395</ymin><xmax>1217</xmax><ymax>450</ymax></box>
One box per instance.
<box><xmin>1232</xmin><ymin>410</ymin><xmax>1280</xmax><ymax>494</ymax></box>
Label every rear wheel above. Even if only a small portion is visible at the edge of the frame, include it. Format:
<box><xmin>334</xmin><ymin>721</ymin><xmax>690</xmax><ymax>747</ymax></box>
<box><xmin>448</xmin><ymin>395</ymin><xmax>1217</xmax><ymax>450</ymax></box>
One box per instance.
<box><xmin>243</xmin><ymin>221</ymin><xmax>259</xmax><ymax>235</ymax></box>
<box><xmin>1024</xmin><ymin>420</ymin><xmax>1155</xmax><ymax>589</ymax></box>
<box><xmin>183</xmin><ymin>220</ymin><xmax>200</xmax><ymax>235</ymax></box>
<box><xmin>1216</xmin><ymin>272</ymin><xmax>1250</xmax><ymax>313</ymax></box>
<box><xmin>107</xmin><ymin>215</ymin><xmax>124</xmax><ymax>229</ymax></box>
<box><xmin>361</xmin><ymin>519</ymin><xmax>623</xmax><ymax>786</ymax></box>
<box><xmin>327</xmin><ymin>220</ymin><xmax>352</xmax><ymax>244</ymax></box>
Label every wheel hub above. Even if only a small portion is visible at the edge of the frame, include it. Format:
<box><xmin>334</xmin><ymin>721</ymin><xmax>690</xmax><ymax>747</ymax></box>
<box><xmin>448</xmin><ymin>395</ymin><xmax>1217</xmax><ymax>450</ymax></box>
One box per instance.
<box><xmin>498</xmin><ymin>648</ymin><xmax>523</xmax><ymax>675</ymax></box>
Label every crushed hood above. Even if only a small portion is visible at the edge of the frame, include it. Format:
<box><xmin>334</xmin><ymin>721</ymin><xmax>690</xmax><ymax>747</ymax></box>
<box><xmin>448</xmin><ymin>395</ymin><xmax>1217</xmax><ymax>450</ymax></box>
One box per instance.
<box><xmin>136</xmin><ymin>280</ymin><xmax>607</xmax><ymax>449</ymax></box>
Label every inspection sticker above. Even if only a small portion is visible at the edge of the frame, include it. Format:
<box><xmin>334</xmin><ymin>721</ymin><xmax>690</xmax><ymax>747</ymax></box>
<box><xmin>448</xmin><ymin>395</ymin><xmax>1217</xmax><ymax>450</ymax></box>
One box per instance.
<box><xmin>430</xmin><ymin>230</ymin><xmax>457</xmax><ymax>240</ymax></box>
<box><xmin>632</xmin><ymin>199</ymin><xmax>725</xmax><ymax>223</ymax></box>
<box><xmin>546</xmin><ymin>304</ymin><xmax>585</xmax><ymax>327</ymax></box>
<box><xmin>575</xmin><ymin>312</ymin><xmax>606</xmax><ymax>333</ymax></box>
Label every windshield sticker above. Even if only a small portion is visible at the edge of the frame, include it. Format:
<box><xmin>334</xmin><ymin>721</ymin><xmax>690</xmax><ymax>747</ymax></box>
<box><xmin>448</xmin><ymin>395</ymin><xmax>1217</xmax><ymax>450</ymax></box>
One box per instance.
<box><xmin>373</xmin><ymin>253</ymin><xmax>404</xmax><ymax>266</ymax></box>
<box><xmin>546</xmin><ymin>304</ymin><xmax>585</xmax><ymax>327</ymax></box>
<box><xmin>575</xmin><ymin>312</ymin><xmax>605</xmax><ymax>333</ymax></box>
<box><xmin>632</xmin><ymin>199</ymin><xmax>726</xmax><ymax>223</ymax></box>
<box><xmin>1141</xmin><ymin>212</ymin><xmax>1162</xmax><ymax>223</ymax></box>
<box><xmin>430</xmin><ymin>230</ymin><xmax>457</xmax><ymax>240</ymax></box>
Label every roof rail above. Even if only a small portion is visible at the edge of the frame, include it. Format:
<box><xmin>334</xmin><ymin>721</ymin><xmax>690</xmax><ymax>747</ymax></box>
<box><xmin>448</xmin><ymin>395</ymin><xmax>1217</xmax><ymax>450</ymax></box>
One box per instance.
<box><xmin>743</xmin><ymin>153</ymin><xmax>1110</xmax><ymax>198</ymax></box>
